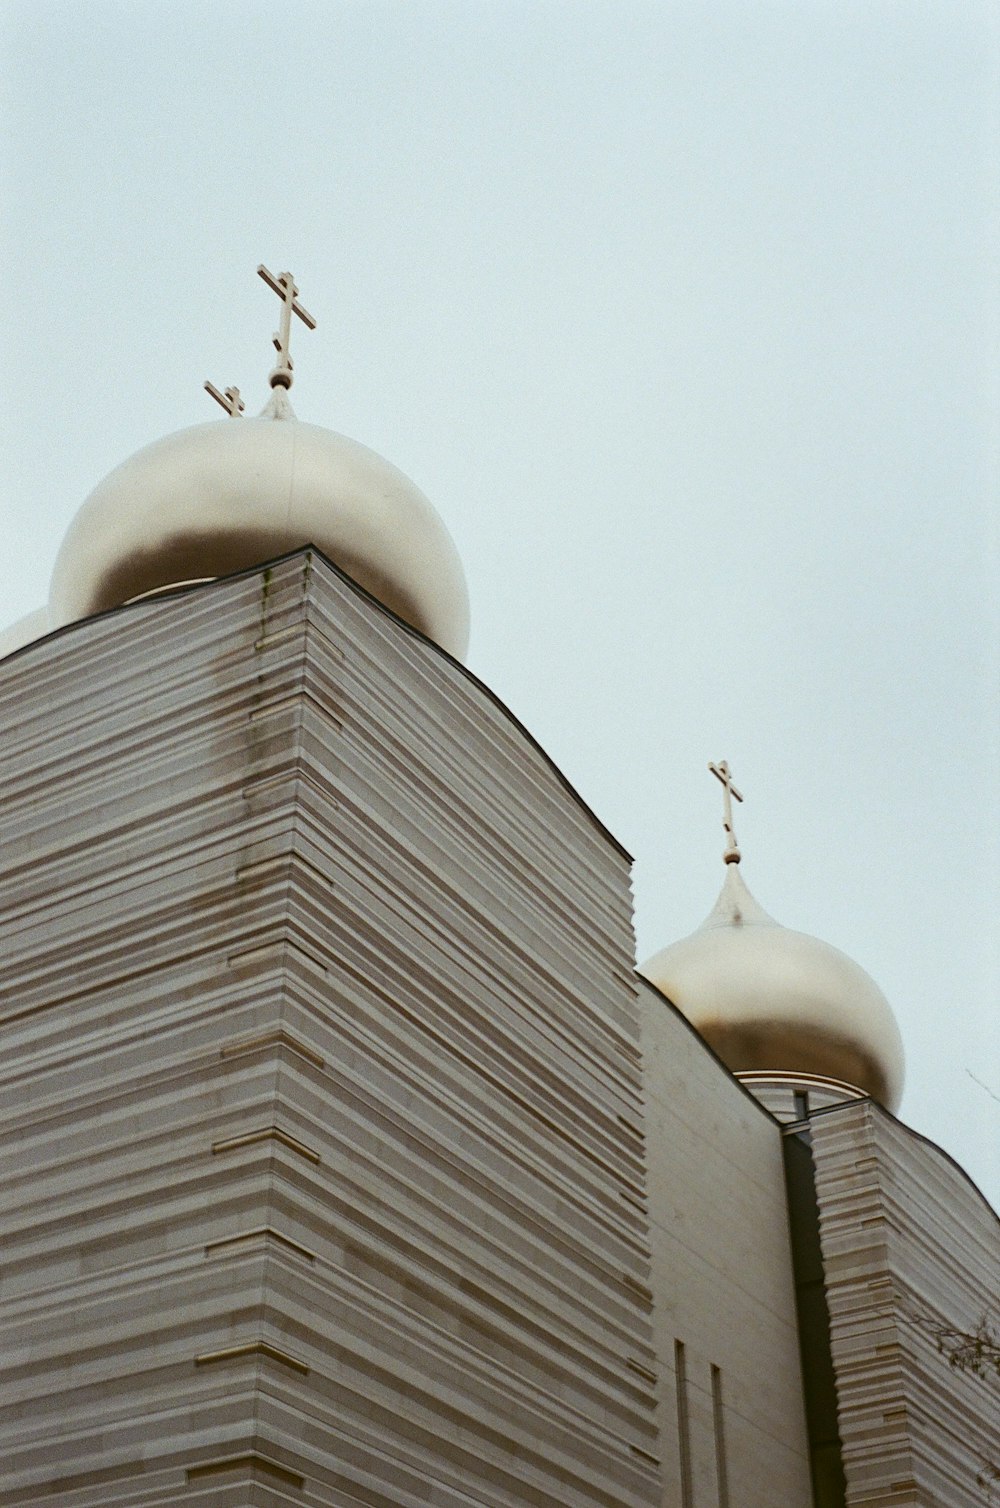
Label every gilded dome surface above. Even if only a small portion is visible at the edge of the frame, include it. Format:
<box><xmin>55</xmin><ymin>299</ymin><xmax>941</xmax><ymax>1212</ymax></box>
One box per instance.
<box><xmin>639</xmin><ymin>862</ymin><xmax>905</xmax><ymax>1110</ymax></box>
<box><xmin>48</xmin><ymin>392</ymin><xmax>471</xmax><ymax>661</ymax></box>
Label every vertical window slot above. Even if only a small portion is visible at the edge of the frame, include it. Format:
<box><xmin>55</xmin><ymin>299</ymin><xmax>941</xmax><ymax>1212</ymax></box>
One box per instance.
<box><xmin>711</xmin><ymin>1363</ymin><xmax>730</xmax><ymax>1508</ymax></box>
<box><xmin>675</xmin><ymin>1339</ymin><xmax>694</xmax><ymax>1508</ymax></box>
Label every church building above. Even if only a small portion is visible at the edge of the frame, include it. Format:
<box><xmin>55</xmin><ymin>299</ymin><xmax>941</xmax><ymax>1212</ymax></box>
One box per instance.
<box><xmin>1</xmin><ymin>270</ymin><xmax>996</xmax><ymax>1507</ymax></box>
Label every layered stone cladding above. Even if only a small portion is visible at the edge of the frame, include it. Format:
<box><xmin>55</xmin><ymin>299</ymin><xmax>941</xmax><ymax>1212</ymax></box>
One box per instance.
<box><xmin>0</xmin><ymin>551</ymin><xmax>660</xmax><ymax>1507</ymax></box>
<box><xmin>808</xmin><ymin>1098</ymin><xmax>1000</xmax><ymax>1507</ymax></box>
<box><xmin>637</xmin><ymin>978</ymin><xmax>815</xmax><ymax>1508</ymax></box>
<box><xmin>743</xmin><ymin>1077</ymin><xmax>866</xmax><ymax>1126</ymax></box>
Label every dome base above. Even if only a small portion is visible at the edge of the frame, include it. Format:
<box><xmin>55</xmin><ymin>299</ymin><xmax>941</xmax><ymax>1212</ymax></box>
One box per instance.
<box><xmin>737</xmin><ymin>1070</ymin><xmax>868</xmax><ymax>1125</ymax></box>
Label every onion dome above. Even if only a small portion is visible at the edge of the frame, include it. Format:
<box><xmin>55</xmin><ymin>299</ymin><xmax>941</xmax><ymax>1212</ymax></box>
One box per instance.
<box><xmin>47</xmin><ymin>267</ymin><xmax>470</xmax><ymax>661</ymax></box>
<box><xmin>638</xmin><ymin>763</ymin><xmax>905</xmax><ymax>1111</ymax></box>
<box><xmin>48</xmin><ymin>390</ymin><xmax>469</xmax><ymax>659</ymax></box>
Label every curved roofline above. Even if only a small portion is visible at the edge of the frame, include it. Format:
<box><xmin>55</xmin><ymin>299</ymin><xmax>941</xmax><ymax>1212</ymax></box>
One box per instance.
<box><xmin>806</xmin><ymin>1095</ymin><xmax>1000</xmax><ymax>1225</ymax></box>
<box><xmin>0</xmin><ymin>545</ymin><xmax>631</xmax><ymax>864</ymax></box>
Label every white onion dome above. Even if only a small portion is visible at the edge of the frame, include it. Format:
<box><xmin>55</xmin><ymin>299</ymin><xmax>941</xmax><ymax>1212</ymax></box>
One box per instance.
<box><xmin>48</xmin><ymin>389</ymin><xmax>471</xmax><ymax>661</ymax></box>
<box><xmin>639</xmin><ymin>862</ymin><xmax>905</xmax><ymax>1111</ymax></box>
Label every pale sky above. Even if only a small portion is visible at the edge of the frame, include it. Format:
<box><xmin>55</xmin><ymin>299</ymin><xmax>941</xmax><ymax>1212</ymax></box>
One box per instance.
<box><xmin>2</xmin><ymin>1</ymin><xmax>998</xmax><ymax>1206</ymax></box>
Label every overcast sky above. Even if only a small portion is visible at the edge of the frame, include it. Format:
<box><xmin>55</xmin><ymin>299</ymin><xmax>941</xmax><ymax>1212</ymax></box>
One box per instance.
<box><xmin>2</xmin><ymin>1</ymin><xmax>998</xmax><ymax>1206</ymax></box>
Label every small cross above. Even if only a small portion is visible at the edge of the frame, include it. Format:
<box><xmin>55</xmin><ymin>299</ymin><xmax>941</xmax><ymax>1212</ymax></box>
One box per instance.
<box><xmin>258</xmin><ymin>265</ymin><xmax>316</xmax><ymax>390</ymax></box>
<box><xmin>204</xmin><ymin>381</ymin><xmax>245</xmax><ymax>417</ymax></box>
<box><xmin>709</xmin><ymin>760</ymin><xmax>744</xmax><ymax>864</ymax></box>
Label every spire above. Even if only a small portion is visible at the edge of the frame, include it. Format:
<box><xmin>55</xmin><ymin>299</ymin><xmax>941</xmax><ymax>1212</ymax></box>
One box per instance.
<box><xmin>709</xmin><ymin>759</ymin><xmax>743</xmax><ymax>865</ymax></box>
<box><xmin>257</xmin><ymin>265</ymin><xmax>316</xmax><ymax>390</ymax></box>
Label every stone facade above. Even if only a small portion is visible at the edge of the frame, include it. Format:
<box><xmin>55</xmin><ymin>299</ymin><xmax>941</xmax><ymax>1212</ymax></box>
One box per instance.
<box><xmin>805</xmin><ymin>1099</ymin><xmax>999</xmax><ymax>1508</ymax></box>
<box><xmin>638</xmin><ymin>981</ymin><xmax>814</xmax><ymax>1507</ymax></box>
<box><xmin>1</xmin><ymin>550</ymin><xmax>996</xmax><ymax>1508</ymax></box>
<box><xmin>1</xmin><ymin>553</ymin><xmax>659</xmax><ymax>1506</ymax></box>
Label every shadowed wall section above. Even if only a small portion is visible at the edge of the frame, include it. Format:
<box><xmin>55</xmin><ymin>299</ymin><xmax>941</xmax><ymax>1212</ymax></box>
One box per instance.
<box><xmin>637</xmin><ymin>977</ymin><xmax>814</xmax><ymax>1508</ymax></box>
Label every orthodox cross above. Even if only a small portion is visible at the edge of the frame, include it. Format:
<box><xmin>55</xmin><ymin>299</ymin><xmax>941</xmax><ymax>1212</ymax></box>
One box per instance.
<box><xmin>257</xmin><ymin>265</ymin><xmax>316</xmax><ymax>390</ymax></box>
<box><xmin>709</xmin><ymin>760</ymin><xmax>743</xmax><ymax>864</ymax></box>
<box><xmin>204</xmin><ymin>381</ymin><xmax>245</xmax><ymax>417</ymax></box>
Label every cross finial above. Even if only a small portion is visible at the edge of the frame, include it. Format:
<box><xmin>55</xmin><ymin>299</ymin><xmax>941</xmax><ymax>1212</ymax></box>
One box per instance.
<box><xmin>257</xmin><ymin>265</ymin><xmax>316</xmax><ymax>390</ymax></box>
<box><xmin>204</xmin><ymin>381</ymin><xmax>245</xmax><ymax>417</ymax></box>
<box><xmin>709</xmin><ymin>760</ymin><xmax>744</xmax><ymax>865</ymax></box>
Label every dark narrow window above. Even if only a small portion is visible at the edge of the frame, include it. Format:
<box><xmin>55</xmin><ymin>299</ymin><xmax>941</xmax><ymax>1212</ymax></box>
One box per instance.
<box><xmin>675</xmin><ymin>1339</ymin><xmax>694</xmax><ymax>1508</ymax></box>
<box><xmin>711</xmin><ymin>1363</ymin><xmax>730</xmax><ymax>1508</ymax></box>
<box><xmin>793</xmin><ymin>1089</ymin><xmax>810</xmax><ymax>1120</ymax></box>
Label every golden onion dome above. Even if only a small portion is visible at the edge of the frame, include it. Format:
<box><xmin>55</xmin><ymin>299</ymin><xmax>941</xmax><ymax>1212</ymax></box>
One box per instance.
<box><xmin>47</xmin><ymin>387</ymin><xmax>470</xmax><ymax>660</ymax></box>
<box><xmin>639</xmin><ymin>855</ymin><xmax>905</xmax><ymax>1112</ymax></box>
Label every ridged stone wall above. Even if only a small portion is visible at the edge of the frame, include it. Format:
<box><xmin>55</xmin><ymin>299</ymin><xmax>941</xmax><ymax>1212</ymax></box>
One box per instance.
<box><xmin>809</xmin><ymin>1098</ymin><xmax>1000</xmax><ymax>1508</ymax></box>
<box><xmin>0</xmin><ymin>552</ymin><xmax>660</xmax><ymax>1507</ymax></box>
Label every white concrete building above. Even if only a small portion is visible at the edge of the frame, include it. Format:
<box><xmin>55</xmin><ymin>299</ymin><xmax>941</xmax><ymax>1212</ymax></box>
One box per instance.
<box><xmin>2</xmin><ymin>280</ymin><xmax>996</xmax><ymax>1505</ymax></box>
